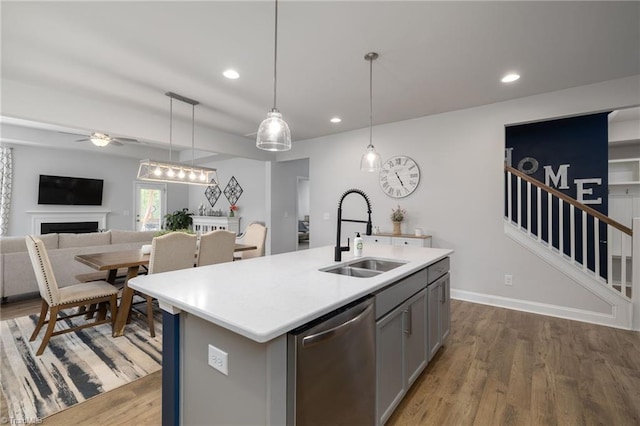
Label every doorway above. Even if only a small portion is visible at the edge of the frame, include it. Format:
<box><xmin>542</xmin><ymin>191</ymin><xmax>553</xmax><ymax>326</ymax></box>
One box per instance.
<box><xmin>134</xmin><ymin>182</ymin><xmax>166</xmax><ymax>231</ymax></box>
<box><xmin>297</xmin><ymin>176</ymin><xmax>310</xmax><ymax>250</ymax></box>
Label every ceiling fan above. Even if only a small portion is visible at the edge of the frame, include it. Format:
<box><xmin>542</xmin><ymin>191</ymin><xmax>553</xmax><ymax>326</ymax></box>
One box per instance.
<box><xmin>74</xmin><ymin>132</ymin><xmax>139</xmax><ymax>147</ymax></box>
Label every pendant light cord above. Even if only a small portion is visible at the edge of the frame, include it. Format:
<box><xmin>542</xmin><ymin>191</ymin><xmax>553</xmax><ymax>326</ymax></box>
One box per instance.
<box><xmin>272</xmin><ymin>0</ymin><xmax>279</xmax><ymax>111</ymax></box>
<box><xmin>369</xmin><ymin>55</ymin><xmax>373</xmax><ymax>147</ymax></box>
<box><xmin>169</xmin><ymin>96</ymin><xmax>173</xmax><ymax>162</ymax></box>
<box><xmin>191</xmin><ymin>104</ymin><xmax>195</xmax><ymax>166</ymax></box>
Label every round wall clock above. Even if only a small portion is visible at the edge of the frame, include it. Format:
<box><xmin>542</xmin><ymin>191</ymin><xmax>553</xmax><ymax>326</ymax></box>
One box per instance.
<box><xmin>379</xmin><ymin>155</ymin><xmax>420</xmax><ymax>198</ymax></box>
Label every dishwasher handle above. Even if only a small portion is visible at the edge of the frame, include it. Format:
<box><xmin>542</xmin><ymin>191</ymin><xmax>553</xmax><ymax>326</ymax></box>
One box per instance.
<box><xmin>302</xmin><ymin>302</ymin><xmax>373</xmax><ymax>348</ymax></box>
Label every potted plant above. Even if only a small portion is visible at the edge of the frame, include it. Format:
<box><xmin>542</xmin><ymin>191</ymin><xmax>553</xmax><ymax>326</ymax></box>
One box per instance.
<box><xmin>390</xmin><ymin>205</ymin><xmax>406</xmax><ymax>235</ymax></box>
<box><xmin>163</xmin><ymin>208</ymin><xmax>193</xmax><ymax>231</ymax></box>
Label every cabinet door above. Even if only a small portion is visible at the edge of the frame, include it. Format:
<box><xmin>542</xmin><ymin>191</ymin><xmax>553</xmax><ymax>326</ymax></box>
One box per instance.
<box><xmin>376</xmin><ymin>305</ymin><xmax>405</xmax><ymax>426</ymax></box>
<box><xmin>404</xmin><ymin>289</ymin><xmax>428</xmax><ymax>386</ymax></box>
<box><xmin>440</xmin><ymin>275</ymin><xmax>451</xmax><ymax>342</ymax></box>
<box><xmin>427</xmin><ymin>282</ymin><xmax>441</xmax><ymax>361</ymax></box>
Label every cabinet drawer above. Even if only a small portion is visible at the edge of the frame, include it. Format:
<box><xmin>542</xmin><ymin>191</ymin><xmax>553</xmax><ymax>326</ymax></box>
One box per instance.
<box><xmin>392</xmin><ymin>237</ymin><xmax>424</xmax><ymax>247</ymax></box>
<box><xmin>375</xmin><ymin>268</ymin><xmax>427</xmax><ymax>319</ymax></box>
<box><xmin>363</xmin><ymin>235</ymin><xmax>392</xmax><ymax>245</ymax></box>
<box><xmin>427</xmin><ymin>257</ymin><xmax>449</xmax><ymax>284</ymax></box>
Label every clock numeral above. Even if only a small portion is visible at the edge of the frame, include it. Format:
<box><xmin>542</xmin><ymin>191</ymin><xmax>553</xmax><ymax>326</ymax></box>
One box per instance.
<box><xmin>410</xmin><ymin>173</ymin><xmax>418</xmax><ymax>178</ymax></box>
<box><xmin>403</xmin><ymin>158</ymin><xmax>409</xmax><ymax>165</ymax></box>
<box><xmin>395</xmin><ymin>158</ymin><xmax>402</xmax><ymax>165</ymax></box>
<box><xmin>395</xmin><ymin>189</ymin><xmax>401</xmax><ymax>197</ymax></box>
<box><xmin>382</xmin><ymin>182</ymin><xmax>389</xmax><ymax>189</ymax></box>
<box><xmin>387</xmin><ymin>187</ymin><xmax>394</xmax><ymax>195</ymax></box>
<box><xmin>409</xmin><ymin>180</ymin><xmax>417</xmax><ymax>186</ymax></box>
<box><xmin>387</xmin><ymin>161</ymin><xmax>394</xmax><ymax>168</ymax></box>
<box><xmin>408</xmin><ymin>165</ymin><xmax>417</xmax><ymax>170</ymax></box>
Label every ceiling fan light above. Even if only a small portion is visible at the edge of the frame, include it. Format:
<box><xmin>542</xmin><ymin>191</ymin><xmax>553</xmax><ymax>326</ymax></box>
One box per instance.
<box><xmin>256</xmin><ymin>110</ymin><xmax>291</xmax><ymax>151</ymax></box>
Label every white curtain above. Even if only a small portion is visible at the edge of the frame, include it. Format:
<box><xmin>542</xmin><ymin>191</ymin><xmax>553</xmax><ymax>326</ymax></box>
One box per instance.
<box><xmin>0</xmin><ymin>146</ymin><xmax>13</xmax><ymax>236</ymax></box>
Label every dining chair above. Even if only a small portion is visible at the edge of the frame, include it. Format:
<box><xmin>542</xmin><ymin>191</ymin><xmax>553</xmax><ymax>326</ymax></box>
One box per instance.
<box><xmin>235</xmin><ymin>222</ymin><xmax>268</xmax><ymax>260</ymax></box>
<box><xmin>25</xmin><ymin>235</ymin><xmax>119</xmax><ymax>356</ymax></box>
<box><xmin>197</xmin><ymin>230</ymin><xmax>236</xmax><ymax>267</ymax></box>
<box><xmin>136</xmin><ymin>231</ymin><xmax>198</xmax><ymax>337</ymax></box>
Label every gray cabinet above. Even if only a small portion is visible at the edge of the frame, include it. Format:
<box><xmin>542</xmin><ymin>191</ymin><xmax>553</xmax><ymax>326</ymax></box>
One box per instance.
<box><xmin>376</xmin><ymin>288</ymin><xmax>427</xmax><ymax>425</ymax></box>
<box><xmin>427</xmin><ymin>273</ymin><xmax>450</xmax><ymax>360</ymax></box>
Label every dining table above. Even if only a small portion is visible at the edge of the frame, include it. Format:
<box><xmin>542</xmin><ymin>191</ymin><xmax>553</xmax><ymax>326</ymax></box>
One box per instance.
<box><xmin>75</xmin><ymin>243</ymin><xmax>257</xmax><ymax>337</ymax></box>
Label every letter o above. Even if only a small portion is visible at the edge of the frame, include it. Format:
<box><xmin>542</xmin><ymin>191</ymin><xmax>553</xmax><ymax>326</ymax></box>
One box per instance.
<box><xmin>517</xmin><ymin>157</ymin><xmax>539</xmax><ymax>175</ymax></box>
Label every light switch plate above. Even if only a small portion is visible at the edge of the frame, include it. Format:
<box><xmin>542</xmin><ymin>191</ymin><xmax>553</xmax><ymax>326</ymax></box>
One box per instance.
<box><xmin>208</xmin><ymin>344</ymin><xmax>228</xmax><ymax>375</ymax></box>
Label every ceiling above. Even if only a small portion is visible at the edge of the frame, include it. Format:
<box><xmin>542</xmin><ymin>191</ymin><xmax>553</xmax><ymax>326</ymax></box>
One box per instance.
<box><xmin>1</xmin><ymin>1</ymin><xmax>639</xmax><ymax>155</ymax></box>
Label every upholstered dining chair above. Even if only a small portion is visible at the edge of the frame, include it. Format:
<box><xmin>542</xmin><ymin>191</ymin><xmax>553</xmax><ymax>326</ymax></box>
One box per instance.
<box><xmin>235</xmin><ymin>222</ymin><xmax>268</xmax><ymax>260</ymax></box>
<box><xmin>197</xmin><ymin>230</ymin><xmax>236</xmax><ymax>267</ymax></box>
<box><xmin>137</xmin><ymin>231</ymin><xmax>198</xmax><ymax>337</ymax></box>
<box><xmin>25</xmin><ymin>235</ymin><xmax>119</xmax><ymax>356</ymax></box>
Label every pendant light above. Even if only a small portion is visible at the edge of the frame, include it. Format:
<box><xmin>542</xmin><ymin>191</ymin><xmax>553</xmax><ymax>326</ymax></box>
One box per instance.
<box><xmin>137</xmin><ymin>92</ymin><xmax>219</xmax><ymax>186</ymax></box>
<box><xmin>256</xmin><ymin>0</ymin><xmax>291</xmax><ymax>151</ymax></box>
<box><xmin>360</xmin><ymin>52</ymin><xmax>382</xmax><ymax>172</ymax></box>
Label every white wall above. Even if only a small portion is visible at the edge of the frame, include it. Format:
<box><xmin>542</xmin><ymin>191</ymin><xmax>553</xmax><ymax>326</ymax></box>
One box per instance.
<box><xmin>187</xmin><ymin>157</ymin><xmax>268</xmax><ymax>236</ymax></box>
<box><xmin>277</xmin><ymin>75</ymin><xmax>640</xmax><ymax>321</ymax></box>
<box><xmin>3</xmin><ymin>143</ymin><xmax>189</xmax><ymax>235</ymax></box>
<box><xmin>297</xmin><ymin>178</ymin><xmax>310</xmax><ymax>220</ymax></box>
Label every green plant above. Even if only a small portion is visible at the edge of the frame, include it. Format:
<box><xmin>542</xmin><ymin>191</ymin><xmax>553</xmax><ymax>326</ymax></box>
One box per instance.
<box><xmin>163</xmin><ymin>208</ymin><xmax>193</xmax><ymax>231</ymax></box>
<box><xmin>154</xmin><ymin>229</ymin><xmax>194</xmax><ymax>237</ymax></box>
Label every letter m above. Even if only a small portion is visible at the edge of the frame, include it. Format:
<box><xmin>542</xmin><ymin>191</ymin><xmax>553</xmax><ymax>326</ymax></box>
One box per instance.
<box><xmin>544</xmin><ymin>164</ymin><xmax>570</xmax><ymax>189</ymax></box>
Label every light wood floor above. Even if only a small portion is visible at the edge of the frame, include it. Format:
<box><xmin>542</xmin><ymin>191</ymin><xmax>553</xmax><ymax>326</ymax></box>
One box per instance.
<box><xmin>2</xmin><ymin>297</ymin><xmax>639</xmax><ymax>425</ymax></box>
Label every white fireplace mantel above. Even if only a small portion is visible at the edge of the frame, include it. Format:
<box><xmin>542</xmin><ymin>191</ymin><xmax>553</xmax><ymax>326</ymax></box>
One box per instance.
<box><xmin>26</xmin><ymin>209</ymin><xmax>111</xmax><ymax>234</ymax></box>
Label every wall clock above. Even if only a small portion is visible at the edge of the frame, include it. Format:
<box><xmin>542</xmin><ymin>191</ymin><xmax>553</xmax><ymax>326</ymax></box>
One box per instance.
<box><xmin>379</xmin><ymin>155</ymin><xmax>420</xmax><ymax>198</ymax></box>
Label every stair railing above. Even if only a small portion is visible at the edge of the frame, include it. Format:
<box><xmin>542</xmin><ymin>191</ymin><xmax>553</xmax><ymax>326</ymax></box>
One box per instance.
<box><xmin>505</xmin><ymin>164</ymin><xmax>633</xmax><ymax>299</ymax></box>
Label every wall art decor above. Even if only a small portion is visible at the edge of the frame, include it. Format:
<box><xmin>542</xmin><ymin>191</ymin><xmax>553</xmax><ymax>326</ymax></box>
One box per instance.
<box><xmin>223</xmin><ymin>176</ymin><xmax>243</xmax><ymax>206</ymax></box>
<box><xmin>205</xmin><ymin>180</ymin><xmax>222</xmax><ymax>207</ymax></box>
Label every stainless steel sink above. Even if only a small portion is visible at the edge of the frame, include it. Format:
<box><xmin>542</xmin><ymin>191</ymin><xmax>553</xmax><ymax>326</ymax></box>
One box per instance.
<box><xmin>322</xmin><ymin>266</ymin><xmax>382</xmax><ymax>278</ymax></box>
<box><xmin>347</xmin><ymin>259</ymin><xmax>406</xmax><ymax>272</ymax></box>
<box><xmin>320</xmin><ymin>257</ymin><xmax>406</xmax><ymax>278</ymax></box>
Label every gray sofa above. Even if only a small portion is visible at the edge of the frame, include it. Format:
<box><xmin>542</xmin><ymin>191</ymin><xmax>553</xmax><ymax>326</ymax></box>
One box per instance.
<box><xmin>0</xmin><ymin>230</ymin><xmax>156</xmax><ymax>300</ymax></box>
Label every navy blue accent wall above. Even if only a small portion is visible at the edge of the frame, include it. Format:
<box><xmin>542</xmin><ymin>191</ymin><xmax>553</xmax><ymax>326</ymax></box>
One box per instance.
<box><xmin>162</xmin><ymin>311</ymin><xmax>180</xmax><ymax>426</ymax></box>
<box><xmin>505</xmin><ymin>113</ymin><xmax>609</xmax><ymax>277</ymax></box>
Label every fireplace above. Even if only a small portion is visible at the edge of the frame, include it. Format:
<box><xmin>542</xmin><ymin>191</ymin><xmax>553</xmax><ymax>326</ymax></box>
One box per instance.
<box><xmin>27</xmin><ymin>209</ymin><xmax>110</xmax><ymax>235</ymax></box>
<box><xmin>41</xmin><ymin>221</ymin><xmax>99</xmax><ymax>234</ymax></box>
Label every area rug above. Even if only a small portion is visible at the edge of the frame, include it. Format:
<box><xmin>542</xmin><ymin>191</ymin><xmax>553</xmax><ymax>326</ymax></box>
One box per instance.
<box><xmin>0</xmin><ymin>305</ymin><xmax>162</xmax><ymax>421</ymax></box>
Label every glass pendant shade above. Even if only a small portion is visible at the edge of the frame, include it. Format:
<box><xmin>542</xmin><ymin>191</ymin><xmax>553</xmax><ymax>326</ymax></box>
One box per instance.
<box><xmin>360</xmin><ymin>144</ymin><xmax>382</xmax><ymax>172</ymax></box>
<box><xmin>91</xmin><ymin>137</ymin><xmax>109</xmax><ymax>147</ymax></box>
<box><xmin>256</xmin><ymin>109</ymin><xmax>291</xmax><ymax>151</ymax></box>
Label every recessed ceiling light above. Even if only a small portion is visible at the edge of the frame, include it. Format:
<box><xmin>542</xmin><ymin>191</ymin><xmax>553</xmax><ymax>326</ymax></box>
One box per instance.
<box><xmin>223</xmin><ymin>69</ymin><xmax>240</xmax><ymax>79</ymax></box>
<box><xmin>501</xmin><ymin>73</ymin><xmax>520</xmax><ymax>83</ymax></box>
<box><xmin>330</xmin><ymin>117</ymin><xmax>342</xmax><ymax>123</ymax></box>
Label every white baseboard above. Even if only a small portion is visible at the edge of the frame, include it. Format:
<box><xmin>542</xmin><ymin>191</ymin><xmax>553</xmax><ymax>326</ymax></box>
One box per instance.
<box><xmin>451</xmin><ymin>288</ymin><xmax>634</xmax><ymax>331</ymax></box>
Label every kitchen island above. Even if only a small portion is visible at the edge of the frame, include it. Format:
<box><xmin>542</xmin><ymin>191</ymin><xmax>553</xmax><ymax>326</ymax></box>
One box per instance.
<box><xmin>129</xmin><ymin>244</ymin><xmax>453</xmax><ymax>425</ymax></box>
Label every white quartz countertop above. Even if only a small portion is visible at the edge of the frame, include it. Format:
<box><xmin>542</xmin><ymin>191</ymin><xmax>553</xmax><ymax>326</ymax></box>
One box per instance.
<box><xmin>128</xmin><ymin>245</ymin><xmax>453</xmax><ymax>343</ymax></box>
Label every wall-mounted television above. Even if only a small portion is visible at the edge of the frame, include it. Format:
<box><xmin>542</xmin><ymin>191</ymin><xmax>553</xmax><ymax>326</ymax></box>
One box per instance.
<box><xmin>37</xmin><ymin>175</ymin><xmax>104</xmax><ymax>206</ymax></box>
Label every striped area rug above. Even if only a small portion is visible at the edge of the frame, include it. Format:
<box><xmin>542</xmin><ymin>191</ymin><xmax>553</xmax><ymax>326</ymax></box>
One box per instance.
<box><xmin>0</xmin><ymin>307</ymin><xmax>162</xmax><ymax>421</ymax></box>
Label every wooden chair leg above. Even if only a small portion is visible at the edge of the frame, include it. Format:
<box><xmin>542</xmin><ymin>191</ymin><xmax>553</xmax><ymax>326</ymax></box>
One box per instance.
<box><xmin>97</xmin><ymin>302</ymin><xmax>108</xmax><ymax>321</ymax></box>
<box><xmin>109</xmin><ymin>295</ymin><xmax>118</xmax><ymax>327</ymax></box>
<box><xmin>146</xmin><ymin>296</ymin><xmax>155</xmax><ymax>338</ymax></box>
<box><xmin>36</xmin><ymin>306</ymin><xmax>59</xmax><ymax>356</ymax></box>
<box><xmin>30</xmin><ymin>300</ymin><xmax>49</xmax><ymax>341</ymax></box>
<box><xmin>85</xmin><ymin>303</ymin><xmax>98</xmax><ymax>319</ymax></box>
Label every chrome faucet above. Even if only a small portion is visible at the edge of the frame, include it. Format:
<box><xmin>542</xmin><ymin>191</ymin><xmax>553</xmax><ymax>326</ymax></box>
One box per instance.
<box><xmin>335</xmin><ymin>189</ymin><xmax>373</xmax><ymax>261</ymax></box>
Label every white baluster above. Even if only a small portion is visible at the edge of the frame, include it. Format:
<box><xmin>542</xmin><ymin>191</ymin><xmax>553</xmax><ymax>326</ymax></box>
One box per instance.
<box><xmin>527</xmin><ymin>182</ymin><xmax>531</xmax><ymax>235</ymax></box>
<box><xmin>582</xmin><ymin>211</ymin><xmax>587</xmax><ymax>272</ymax></box>
<box><xmin>621</xmin><ymin>230</ymin><xmax>627</xmax><ymax>296</ymax></box>
<box><xmin>517</xmin><ymin>176</ymin><xmax>522</xmax><ymax>228</ymax></box>
<box><xmin>594</xmin><ymin>218</ymin><xmax>600</xmax><ymax>278</ymax></box>
<box><xmin>537</xmin><ymin>187</ymin><xmax>542</xmax><ymax>242</ymax></box>
<box><xmin>559</xmin><ymin>199</ymin><xmax>564</xmax><ymax>255</ymax></box>
<box><xmin>548</xmin><ymin>192</ymin><xmax>553</xmax><ymax>249</ymax></box>
<box><xmin>570</xmin><ymin>205</ymin><xmax>575</xmax><ymax>264</ymax></box>
<box><xmin>507</xmin><ymin>172</ymin><xmax>512</xmax><ymax>223</ymax></box>
<box><xmin>607</xmin><ymin>225</ymin><xmax>613</xmax><ymax>288</ymax></box>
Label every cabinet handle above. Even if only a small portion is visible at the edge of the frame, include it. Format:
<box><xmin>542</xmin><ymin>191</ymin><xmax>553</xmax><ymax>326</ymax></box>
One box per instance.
<box><xmin>403</xmin><ymin>308</ymin><xmax>412</xmax><ymax>335</ymax></box>
<box><xmin>441</xmin><ymin>283</ymin><xmax>446</xmax><ymax>304</ymax></box>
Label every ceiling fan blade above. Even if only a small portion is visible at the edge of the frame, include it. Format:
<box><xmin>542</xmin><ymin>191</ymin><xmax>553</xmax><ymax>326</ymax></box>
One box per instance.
<box><xmin>114</xmin><ymin>137</ymin><xmax>139</xmax><ymax>143</ymax></box>
<box><xmin>110</xmin><ymin>140</ymin><xmax>124</xmax><ymax>146</ymax></box>
<box><xmin>75</xmin><ymin>138</ymin><xmax>90</xmax><ymax>142</ymax></box>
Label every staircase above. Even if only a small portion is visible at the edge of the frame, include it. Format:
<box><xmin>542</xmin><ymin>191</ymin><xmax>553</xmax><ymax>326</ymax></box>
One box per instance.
<box><xmin>504</xmin><ymin>165</ymin><xmax>639</xmax><ymax>330</ymax></box>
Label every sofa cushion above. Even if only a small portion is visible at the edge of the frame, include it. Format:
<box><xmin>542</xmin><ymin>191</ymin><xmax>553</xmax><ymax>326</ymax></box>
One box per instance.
<box><xmin>58</xmin><ymin>231</ymin><xmax>111</xmax><ymax>248</ymax></box>
<box><xmin>0</xmin><ymin>234</ymin><xmax>59</xmax><ymax>253</ymax></box>
<box><xmin>110</xmin><ymin>229</ymin><xmax>156</xmax><ymax>244</ymax></box>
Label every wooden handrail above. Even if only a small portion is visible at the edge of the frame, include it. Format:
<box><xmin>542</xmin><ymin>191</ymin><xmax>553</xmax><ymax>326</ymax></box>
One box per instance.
<box><xmin>504</xmin><ymin>164</ymin><xmax>632</xmax><ymax>236</ymax></box>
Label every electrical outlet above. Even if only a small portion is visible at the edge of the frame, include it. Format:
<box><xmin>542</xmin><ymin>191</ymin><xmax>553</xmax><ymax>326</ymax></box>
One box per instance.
<box><xmin>208</xmin><ymin>344</ymin><xmax>228</xmax><ymax>375</ymax></box>
<box><xmin>504</xmin><ymin>274</ymin><xmax>513</xmax><ymax>286</ymax></box>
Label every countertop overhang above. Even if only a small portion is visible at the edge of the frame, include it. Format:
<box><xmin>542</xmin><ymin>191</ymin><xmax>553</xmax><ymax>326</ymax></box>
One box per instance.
<box><xmin>128</xmin><ymin>245</ymin><xmax>453</xmax><ymax>343</ymax></box>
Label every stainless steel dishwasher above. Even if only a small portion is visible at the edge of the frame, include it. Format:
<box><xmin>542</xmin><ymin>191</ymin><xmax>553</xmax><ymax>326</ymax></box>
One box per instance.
<box><xmin>287</xmin><ymin>296</ymin><xmax>375</xmax><ymax>425</ymax></box>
